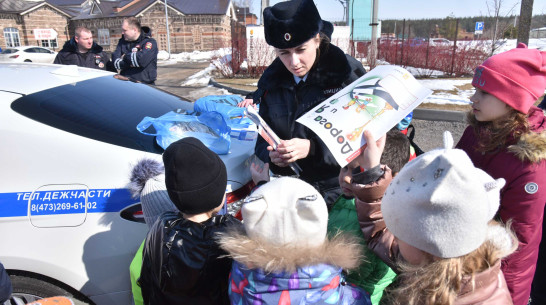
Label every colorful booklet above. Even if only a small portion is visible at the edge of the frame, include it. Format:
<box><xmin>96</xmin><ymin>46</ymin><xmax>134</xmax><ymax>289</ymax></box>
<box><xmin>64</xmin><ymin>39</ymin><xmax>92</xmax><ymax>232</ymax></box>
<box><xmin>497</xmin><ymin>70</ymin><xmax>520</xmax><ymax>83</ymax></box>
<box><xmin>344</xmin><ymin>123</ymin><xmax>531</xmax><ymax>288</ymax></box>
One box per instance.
<box><xmin>245</xmin><ymin>106</ymin><xmax>302</xmax><ymax>176</ymax></box>
<box><xmin>296</xmin><ymin>65</ymin><xmax>432</xmax><ymax>167</ymax></box>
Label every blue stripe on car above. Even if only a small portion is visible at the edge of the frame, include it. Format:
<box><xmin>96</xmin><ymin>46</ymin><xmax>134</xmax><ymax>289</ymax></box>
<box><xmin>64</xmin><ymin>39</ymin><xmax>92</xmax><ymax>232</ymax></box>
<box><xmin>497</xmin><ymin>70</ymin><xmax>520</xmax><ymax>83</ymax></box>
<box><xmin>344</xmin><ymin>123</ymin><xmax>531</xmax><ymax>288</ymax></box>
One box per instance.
<box><xmin>0</xmin><ymin>189</ymin><xmax>138</xmax><ymax>217</ymax></box>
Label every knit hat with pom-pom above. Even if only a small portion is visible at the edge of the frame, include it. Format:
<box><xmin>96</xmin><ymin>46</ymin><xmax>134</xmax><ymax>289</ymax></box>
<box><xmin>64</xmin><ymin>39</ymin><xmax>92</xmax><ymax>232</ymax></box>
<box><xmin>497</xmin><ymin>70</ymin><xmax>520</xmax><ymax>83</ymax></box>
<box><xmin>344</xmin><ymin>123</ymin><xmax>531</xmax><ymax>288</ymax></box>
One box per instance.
<box><xmin>127</xmin><ymin>159</ymin><xmax>177</xmax><ymax>228</ymax></box>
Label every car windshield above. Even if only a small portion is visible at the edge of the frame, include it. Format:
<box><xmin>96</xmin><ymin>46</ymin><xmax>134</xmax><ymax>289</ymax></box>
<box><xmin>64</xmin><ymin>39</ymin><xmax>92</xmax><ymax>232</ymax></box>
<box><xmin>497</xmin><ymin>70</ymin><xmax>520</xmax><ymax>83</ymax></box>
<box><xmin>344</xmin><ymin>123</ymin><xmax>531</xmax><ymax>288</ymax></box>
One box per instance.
<box><xmin>1</xmin><ymin>49</ymin><xmax>18</xmax><ymax>54</ymax></box>
<box><xmin>11</xmin><ymin>76</ymin><xmax>193</xmax><ymax>154</ymax></box>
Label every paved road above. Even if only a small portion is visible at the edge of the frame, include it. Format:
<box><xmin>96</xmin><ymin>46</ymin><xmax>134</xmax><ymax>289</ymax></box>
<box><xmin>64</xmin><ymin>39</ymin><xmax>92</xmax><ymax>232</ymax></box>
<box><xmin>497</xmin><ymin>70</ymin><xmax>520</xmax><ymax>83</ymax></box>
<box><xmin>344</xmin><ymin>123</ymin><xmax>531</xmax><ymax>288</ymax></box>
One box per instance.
<box><xmin>156</xmin><ymin>62</ymin><xmax>468</xmax><ymax>153</ymax></box>
<box><xmin>411</xmin><ymin>119</ymin><xmax>467</xmax><ymax>152</ymax></box>
<box><xmin>155</xmin><ymin>61</ymin><xmax>230</xmax><ymax>102</ymax></box>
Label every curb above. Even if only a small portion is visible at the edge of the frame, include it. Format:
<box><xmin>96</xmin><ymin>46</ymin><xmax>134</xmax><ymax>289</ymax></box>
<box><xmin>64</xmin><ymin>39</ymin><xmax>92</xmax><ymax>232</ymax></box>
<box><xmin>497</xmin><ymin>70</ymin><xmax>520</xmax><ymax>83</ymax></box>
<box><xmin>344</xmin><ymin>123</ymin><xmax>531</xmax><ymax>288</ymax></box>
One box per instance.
<box><xmin>209</xmin><ymin>78</ymin><xmax>253</xmax><ymax>96</ymax></box>
<box><xmin>209</xmin><ymin>78</ymin><xmax>466</xmax><ymax>122</ymax></box>
<box><xmin>413</xmin><ymin>108</ymin><xmax>466</xmax><ymax>122</ymax></box>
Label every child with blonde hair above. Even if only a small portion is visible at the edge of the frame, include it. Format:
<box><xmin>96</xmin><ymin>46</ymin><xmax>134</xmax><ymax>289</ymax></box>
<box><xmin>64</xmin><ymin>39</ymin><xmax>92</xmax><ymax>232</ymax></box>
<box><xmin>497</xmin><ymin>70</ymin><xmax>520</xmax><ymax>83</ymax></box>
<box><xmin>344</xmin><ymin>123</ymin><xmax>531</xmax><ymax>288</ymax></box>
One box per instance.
<box><xmin>352</xmin><ymin>130</ymin><xmax>517</xmax><ymax>305</ymax></box>
<box><xmin>456</xmin><ymin>43</ymin><xmax>546</xmax><ymax>305</ymax></box>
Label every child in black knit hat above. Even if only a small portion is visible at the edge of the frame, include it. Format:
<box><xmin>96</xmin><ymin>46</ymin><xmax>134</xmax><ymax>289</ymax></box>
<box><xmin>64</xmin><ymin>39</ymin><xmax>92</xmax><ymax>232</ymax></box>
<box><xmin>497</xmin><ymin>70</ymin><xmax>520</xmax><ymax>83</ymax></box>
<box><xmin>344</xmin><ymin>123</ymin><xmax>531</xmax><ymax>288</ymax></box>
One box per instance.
<box><xmin>139</xmin><ymin>137</ymin><xmax>241</xmax><ymax>305</ymax></box>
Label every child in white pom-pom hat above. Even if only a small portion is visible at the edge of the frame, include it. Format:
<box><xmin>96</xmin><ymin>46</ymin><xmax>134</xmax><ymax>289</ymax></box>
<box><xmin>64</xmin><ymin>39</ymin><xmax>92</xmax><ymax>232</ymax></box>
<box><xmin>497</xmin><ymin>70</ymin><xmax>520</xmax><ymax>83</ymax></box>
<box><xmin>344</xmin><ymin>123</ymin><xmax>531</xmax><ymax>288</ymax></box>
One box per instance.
<box><xmin>350</xmin><ymin>130</ymin><xmax>517</xmax><ymax>305</ymax></box>
<box><xmin>218</xmin><ymin>176</ymin><xmax>372</xmax><ymax>305</ymax></box>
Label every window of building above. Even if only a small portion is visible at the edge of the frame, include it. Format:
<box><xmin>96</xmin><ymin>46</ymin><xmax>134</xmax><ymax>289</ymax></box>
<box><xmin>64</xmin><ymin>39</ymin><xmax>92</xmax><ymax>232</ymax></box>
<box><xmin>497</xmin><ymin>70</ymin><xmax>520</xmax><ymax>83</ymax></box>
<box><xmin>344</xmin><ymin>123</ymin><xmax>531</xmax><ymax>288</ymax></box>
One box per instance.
<box><xmin>41</xmin><ymin>39</ymin><xmax>58</xmax><ymax>49</ymax></box>
<box><xmin>98</xmin><ymin>29</ymin><xmax>110</xmax><ymax>45</ymax></box>
<box><xmin>4</xmin><ymin>27</ymin><xmax>21</xmax><ymax>48</ymax></box>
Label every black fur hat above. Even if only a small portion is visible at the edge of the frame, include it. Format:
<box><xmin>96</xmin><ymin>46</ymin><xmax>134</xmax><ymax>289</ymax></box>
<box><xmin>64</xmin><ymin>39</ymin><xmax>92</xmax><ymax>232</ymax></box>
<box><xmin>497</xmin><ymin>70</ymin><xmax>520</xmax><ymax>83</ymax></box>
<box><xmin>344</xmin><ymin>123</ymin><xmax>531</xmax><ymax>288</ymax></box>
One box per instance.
<box><xmin>263</xmin><ymin>0</ymin><xmax>334</xmax><ymax>49</ymax></box>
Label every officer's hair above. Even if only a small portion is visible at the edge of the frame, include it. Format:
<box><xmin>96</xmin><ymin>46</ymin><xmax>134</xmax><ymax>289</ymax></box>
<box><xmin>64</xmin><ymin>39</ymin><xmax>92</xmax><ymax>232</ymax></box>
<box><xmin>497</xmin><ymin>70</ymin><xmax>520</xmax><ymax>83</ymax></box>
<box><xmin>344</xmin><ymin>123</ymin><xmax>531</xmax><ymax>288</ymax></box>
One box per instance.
<box><xmin>124</xmin><ymin>17</ymin><xmax>141</xmax><ymax>32</ymax></box>
<box><xmin>74</xmin><ymin>27</ymin><xmax>91</xmax><ymax>38</ymax></box>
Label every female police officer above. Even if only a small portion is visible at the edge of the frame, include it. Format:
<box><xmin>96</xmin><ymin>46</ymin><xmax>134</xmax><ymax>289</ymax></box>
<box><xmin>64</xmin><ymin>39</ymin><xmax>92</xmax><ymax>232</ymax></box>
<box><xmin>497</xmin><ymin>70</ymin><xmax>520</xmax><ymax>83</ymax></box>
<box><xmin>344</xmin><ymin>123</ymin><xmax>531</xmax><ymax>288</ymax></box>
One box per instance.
<box><xmin>249</xmin><ymin>0</ymin><xmax>366</xmax><ymax>206</ymax></box>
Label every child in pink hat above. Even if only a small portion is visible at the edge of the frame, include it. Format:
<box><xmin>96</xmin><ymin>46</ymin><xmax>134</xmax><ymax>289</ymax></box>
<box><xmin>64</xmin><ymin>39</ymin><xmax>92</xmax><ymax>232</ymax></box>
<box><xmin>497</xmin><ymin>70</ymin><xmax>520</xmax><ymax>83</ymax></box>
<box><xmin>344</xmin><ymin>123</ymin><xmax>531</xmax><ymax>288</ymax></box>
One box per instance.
<box><xmin>456</xmin><ymin>43</ymin><xmax>546</xmax><ymax>305</ymax></box>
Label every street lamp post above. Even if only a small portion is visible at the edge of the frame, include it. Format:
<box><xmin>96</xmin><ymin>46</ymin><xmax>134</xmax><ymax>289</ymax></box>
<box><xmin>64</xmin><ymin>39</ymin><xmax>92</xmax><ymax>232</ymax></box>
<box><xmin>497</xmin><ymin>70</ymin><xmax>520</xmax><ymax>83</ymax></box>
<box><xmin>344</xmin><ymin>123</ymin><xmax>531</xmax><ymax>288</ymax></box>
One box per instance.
<box><xmin>369</xmin><ymin>0</ymin><xmax>379</xmax><ymax>68</ymax></box>
<box><xmin>350</xmin><ymin>0</ymin><xmax>355</xmax><ymax>57</ymax></box>
<box><xmin>164</xmin><ymin>0</ymin><xmax>171</xmax><ymax>59</ymax></box>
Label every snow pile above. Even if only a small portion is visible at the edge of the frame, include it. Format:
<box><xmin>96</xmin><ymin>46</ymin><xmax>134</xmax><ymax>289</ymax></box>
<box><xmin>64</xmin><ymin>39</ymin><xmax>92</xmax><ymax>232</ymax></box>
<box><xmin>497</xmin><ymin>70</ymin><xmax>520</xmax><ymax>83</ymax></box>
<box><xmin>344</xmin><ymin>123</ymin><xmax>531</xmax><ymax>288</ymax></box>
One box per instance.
<box><xmin>419</xmin><ymin>79</ymin><xmax>473</xmax><ymax>105</ymax></box>
<box><xmin>181</xmin><ymin>63</ymin><xmax>216</xmax><ymax>86</ymax></box>
<box><xmin>456</xmin><ymin>38</ymin><xmax>546</xmax><ymax>54</ymax></box>
<box><xmin>158</xmin><ymin>48</ymin><xmax>231</xmax><ymax>62</ymax></box>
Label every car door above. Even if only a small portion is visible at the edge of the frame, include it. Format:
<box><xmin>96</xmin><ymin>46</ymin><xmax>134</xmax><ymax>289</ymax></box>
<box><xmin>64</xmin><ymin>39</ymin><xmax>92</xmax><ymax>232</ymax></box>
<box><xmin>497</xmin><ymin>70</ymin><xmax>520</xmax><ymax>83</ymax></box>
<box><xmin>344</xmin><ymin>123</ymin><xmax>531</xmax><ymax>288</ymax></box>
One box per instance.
<box><xmin>22</xmin><ymin>48</ymin><xmax>39</xmax><ymax>62</ymax></box>
<box><xmin>37</xmin><ymin>47</ymin><xmax>56</xmax><ymax>63</ymax></box>
<box><xmin>34</xmin><ymin>47</ymin><xmax>55</xmax><ymax>64</ymax></box>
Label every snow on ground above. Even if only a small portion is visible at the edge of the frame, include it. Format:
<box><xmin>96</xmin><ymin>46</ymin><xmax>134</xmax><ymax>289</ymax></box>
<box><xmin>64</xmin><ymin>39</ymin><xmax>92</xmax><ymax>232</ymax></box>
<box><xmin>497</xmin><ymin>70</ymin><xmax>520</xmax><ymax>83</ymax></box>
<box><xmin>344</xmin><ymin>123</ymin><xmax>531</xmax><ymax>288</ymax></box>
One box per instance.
<box><xmin>162</xmin><ymin>39</ymin><xmax>546</xmax><ymax>105</ymax></box>
<box><xmin>418</xmin><ymin>78</ymin><xmax>473</xmax><ymax>105</ymax></box>
<box><xmin>181</xmin><ymin>63</ymin><xmax>216</xmax><ymax>86</ymax></box>
<box><xmin>456</xmin><ymin>38</ymin><xmax>546</xmax><ymax>54</ymax></box>
<box><xmin>158</xmin><ymin>48</ymin><xmax>231</xmax><ymax>66</ymax></box>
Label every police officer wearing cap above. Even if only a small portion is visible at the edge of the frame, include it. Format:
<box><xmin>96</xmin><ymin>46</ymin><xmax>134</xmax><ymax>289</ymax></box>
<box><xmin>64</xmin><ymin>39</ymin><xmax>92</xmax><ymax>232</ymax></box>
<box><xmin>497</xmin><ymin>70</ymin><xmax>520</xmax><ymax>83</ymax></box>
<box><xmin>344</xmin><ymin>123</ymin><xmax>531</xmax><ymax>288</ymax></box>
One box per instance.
<box><xmin>249</xmin><ymin>0</ymin><xmax>366</xmax><ymax>206</ymax></box>
<box><xmin>112</xmin><ymin>17</ymin><xmax>158</xmax><ymax>85</ymax></box>
<box><xmin>54</xmin><ymin>27</ymin><xmax>111</xmax><ymax>70</ymax></box>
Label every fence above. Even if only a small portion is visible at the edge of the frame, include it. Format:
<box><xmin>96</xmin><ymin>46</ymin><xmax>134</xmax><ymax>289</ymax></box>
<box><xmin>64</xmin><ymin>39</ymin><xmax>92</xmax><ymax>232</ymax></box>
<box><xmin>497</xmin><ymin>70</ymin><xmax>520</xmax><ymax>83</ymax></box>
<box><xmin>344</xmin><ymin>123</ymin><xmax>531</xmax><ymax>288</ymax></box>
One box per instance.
<box><xmin>227</xmin><ymin>24</ymin><xmax>490</xmax><ymax>78</ymax></box>
<box><xmin>376</xmin><ymin>39</ymin><xmax>490</xmax><ymax>76</ymax></box>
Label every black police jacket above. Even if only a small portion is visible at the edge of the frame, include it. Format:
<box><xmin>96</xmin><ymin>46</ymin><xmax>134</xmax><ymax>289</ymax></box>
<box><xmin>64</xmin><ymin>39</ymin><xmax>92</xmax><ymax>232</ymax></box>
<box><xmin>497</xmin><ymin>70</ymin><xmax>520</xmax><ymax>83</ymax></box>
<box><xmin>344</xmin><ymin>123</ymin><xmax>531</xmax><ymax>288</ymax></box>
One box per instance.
<box><xmin>112</xmin><ymin>26</ymin><xmax>158</xmax><ymax>84</ymax></box>
<box><xmin>140</xmin><ymin>212</ymin><xmax>240</xmax><ymax>305</ymax></box>
<box><xmin>254</xmin><ymin>42</ymin><xmax>366</xmax><ymax>197</ymax></box>
<box><xmin>53</xmin><ymin>38</ymin><xmax>111</xmax><ymax>70</ymax></box>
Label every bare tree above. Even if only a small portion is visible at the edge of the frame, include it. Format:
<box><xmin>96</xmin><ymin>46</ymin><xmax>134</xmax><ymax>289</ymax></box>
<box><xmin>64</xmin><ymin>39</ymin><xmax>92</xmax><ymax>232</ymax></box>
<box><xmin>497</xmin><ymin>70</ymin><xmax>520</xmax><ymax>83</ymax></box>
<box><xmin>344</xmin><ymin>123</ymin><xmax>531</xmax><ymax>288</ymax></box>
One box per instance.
<box><xmin>517</xmin><ymin>0</ymin><xmax>534</xmax><ymax>45</ymax></box>
<box><xmin>486</xmin><ymin>0</ymin><xmax>519</xmax><ymax>55</ymax></box>
<box><xmin>336</xmin><ymin>0</ymin><xmax>349</xmax><ymax>24</ymax></box>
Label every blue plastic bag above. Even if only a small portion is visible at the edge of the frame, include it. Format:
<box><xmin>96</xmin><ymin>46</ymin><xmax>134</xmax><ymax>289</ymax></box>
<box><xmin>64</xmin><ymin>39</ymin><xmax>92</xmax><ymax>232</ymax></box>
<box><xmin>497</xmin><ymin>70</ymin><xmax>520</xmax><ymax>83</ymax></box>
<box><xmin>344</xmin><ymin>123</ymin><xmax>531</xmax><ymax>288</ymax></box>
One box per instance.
<box><xmin>136</xmin><ymin>111</ymin><xmax>231</xmax><ymax>154</ymax></box>
<box><xmin>194</xmin><ymin>95</ymin><xmax>254</xmax><ymax>130</ymax></box>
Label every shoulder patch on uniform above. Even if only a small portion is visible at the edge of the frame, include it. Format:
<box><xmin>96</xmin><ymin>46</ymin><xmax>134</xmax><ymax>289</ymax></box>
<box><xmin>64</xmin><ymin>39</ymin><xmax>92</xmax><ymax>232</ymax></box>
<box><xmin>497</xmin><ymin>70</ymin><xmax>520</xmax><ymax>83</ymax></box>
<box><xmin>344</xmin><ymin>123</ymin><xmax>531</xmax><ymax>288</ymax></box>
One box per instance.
<box><xmin>525</xmin><ymin>182</ymin><xmax>538</xmax><ymax>194</ymax></box>
<box><xmin>145</xmin><ymin>42</ymin><xmax>152</xmax><ymax>50</ymax></box>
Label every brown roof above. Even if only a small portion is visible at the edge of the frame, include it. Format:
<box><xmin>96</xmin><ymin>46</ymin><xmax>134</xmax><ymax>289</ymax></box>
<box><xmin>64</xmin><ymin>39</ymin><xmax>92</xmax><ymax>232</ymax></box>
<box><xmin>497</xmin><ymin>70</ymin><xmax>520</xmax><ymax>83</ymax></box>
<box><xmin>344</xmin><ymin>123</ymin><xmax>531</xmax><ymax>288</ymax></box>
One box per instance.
<box><xmin>0</xmin><ymin>0</ymin><xmax>233</xmax><ymax>19</ymax></box>
<box><xmin>0</xmin><ymin>0</ymin><xmax>46</xmax><ymax>14</ymax></box>
<box><xmin>173</xmin><ymin>0</ymin><xmax>231</xmax><ymax>15</ymax></box>
<box><xmin>70</xmin><ymin>0</ymin><xmax>155</xmax><ymax>20</ymax></box>
<box><xmin>45</xmin><ymin>0</ymin><xmax>86</xmax><ymax>5</ymax></box>
<box><xmin>43</xmin><ymin>0</ymin><xmax>232</xmax><ymax>20</ymax></box>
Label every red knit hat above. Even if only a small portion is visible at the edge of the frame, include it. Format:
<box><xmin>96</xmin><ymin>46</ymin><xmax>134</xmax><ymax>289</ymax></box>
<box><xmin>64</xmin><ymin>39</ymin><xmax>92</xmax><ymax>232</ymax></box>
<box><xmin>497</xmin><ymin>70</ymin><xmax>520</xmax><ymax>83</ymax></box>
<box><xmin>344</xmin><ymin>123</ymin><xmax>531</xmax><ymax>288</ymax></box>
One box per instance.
<box><xmin>472</xmin><ymin>43</ymin><xmax>546</xmax><ymax>114</ymax></box>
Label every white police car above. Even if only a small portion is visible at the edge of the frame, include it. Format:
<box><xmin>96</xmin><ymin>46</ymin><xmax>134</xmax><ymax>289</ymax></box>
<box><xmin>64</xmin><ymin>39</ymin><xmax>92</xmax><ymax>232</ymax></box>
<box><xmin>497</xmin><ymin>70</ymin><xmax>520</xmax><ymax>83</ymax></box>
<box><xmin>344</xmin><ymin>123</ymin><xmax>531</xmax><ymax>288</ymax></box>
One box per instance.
<box><xmin>0</xmin><ymin>63</ymin><xmax>255</xmax><ymax>304</ymax></box>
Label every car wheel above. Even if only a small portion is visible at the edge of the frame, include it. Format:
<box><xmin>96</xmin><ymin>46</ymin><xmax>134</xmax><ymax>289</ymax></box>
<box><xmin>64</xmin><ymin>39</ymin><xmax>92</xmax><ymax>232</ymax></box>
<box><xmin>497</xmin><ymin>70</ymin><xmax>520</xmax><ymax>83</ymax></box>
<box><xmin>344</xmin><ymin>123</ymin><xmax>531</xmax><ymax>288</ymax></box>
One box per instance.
<box><xmin>8</xmin><ymin>275</ymin><xmax>89</xmax><ymax>304</ymax></box>
<box><xmin>23</xmin><ymin>60</ymin><xmax>31</xmax><ymax>62</ymax></box>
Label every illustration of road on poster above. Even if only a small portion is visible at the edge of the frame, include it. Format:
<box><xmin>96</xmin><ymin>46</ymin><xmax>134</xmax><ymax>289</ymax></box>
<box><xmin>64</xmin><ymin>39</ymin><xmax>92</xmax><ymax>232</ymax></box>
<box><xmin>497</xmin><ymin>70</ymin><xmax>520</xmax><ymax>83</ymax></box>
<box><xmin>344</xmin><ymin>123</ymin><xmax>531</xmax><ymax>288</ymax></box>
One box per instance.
<box><xmin>296</xmin><ymin>65</ymin><xmax>432</xmax><ymax>167</ymax></box>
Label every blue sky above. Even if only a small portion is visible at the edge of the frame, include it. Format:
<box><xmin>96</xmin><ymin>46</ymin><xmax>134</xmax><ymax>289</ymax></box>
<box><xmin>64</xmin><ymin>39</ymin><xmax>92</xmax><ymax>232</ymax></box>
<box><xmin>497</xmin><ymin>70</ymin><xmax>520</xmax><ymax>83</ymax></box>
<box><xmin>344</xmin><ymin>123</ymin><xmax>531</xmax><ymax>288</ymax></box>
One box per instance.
<box><xmin>249</xmin><ymin>0</ymin><xmax>546</xmax><ymax>22</ymax></box>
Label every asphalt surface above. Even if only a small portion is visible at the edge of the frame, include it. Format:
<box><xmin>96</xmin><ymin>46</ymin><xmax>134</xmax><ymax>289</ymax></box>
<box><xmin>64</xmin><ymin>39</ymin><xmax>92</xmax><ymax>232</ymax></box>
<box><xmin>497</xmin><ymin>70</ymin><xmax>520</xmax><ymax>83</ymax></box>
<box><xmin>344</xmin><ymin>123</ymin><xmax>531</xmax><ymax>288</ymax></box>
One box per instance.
<box><xmin>156</xmin><ymin>62</ymin><xmax>469</xmax><ymax>153</ymax></box>
<box><xmin>411</xmin><ymin>118</ymin><xmax>467</xmax><ymax>152</ymax></box>
<box><xmin>155</xmin><ymin>61</ymin><xmax>223</xmax><ymax>101</ymax></box>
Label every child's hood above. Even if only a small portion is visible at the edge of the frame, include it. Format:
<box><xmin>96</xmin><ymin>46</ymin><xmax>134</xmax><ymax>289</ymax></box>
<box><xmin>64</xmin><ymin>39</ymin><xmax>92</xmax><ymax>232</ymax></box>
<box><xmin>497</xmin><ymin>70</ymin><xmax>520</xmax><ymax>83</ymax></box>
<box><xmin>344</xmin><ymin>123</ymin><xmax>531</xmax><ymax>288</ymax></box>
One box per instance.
<box><xmin>217</xmin><ymin>226</ymin><xmax>363</xmax><ymax>273</ymax></box>
<box><xmin>508</xmin><ymin>107</ymin><xmax>546</xmax><ymax>163</ymax></box>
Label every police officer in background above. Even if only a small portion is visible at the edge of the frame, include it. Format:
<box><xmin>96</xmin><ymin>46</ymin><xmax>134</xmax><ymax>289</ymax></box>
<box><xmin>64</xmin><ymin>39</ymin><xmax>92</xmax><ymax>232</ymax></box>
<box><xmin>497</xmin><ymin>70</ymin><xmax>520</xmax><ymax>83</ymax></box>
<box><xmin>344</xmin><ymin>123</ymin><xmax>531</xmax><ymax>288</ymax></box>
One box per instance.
<box><xmin>54</xmin><ymin>26</ymin><xmax>111</xmax><ymax>70</ymax></box>
<box><xmin>112</xmin><ymin>17</ymin><xmax>158</xmax><ymax>85</ymax></box>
